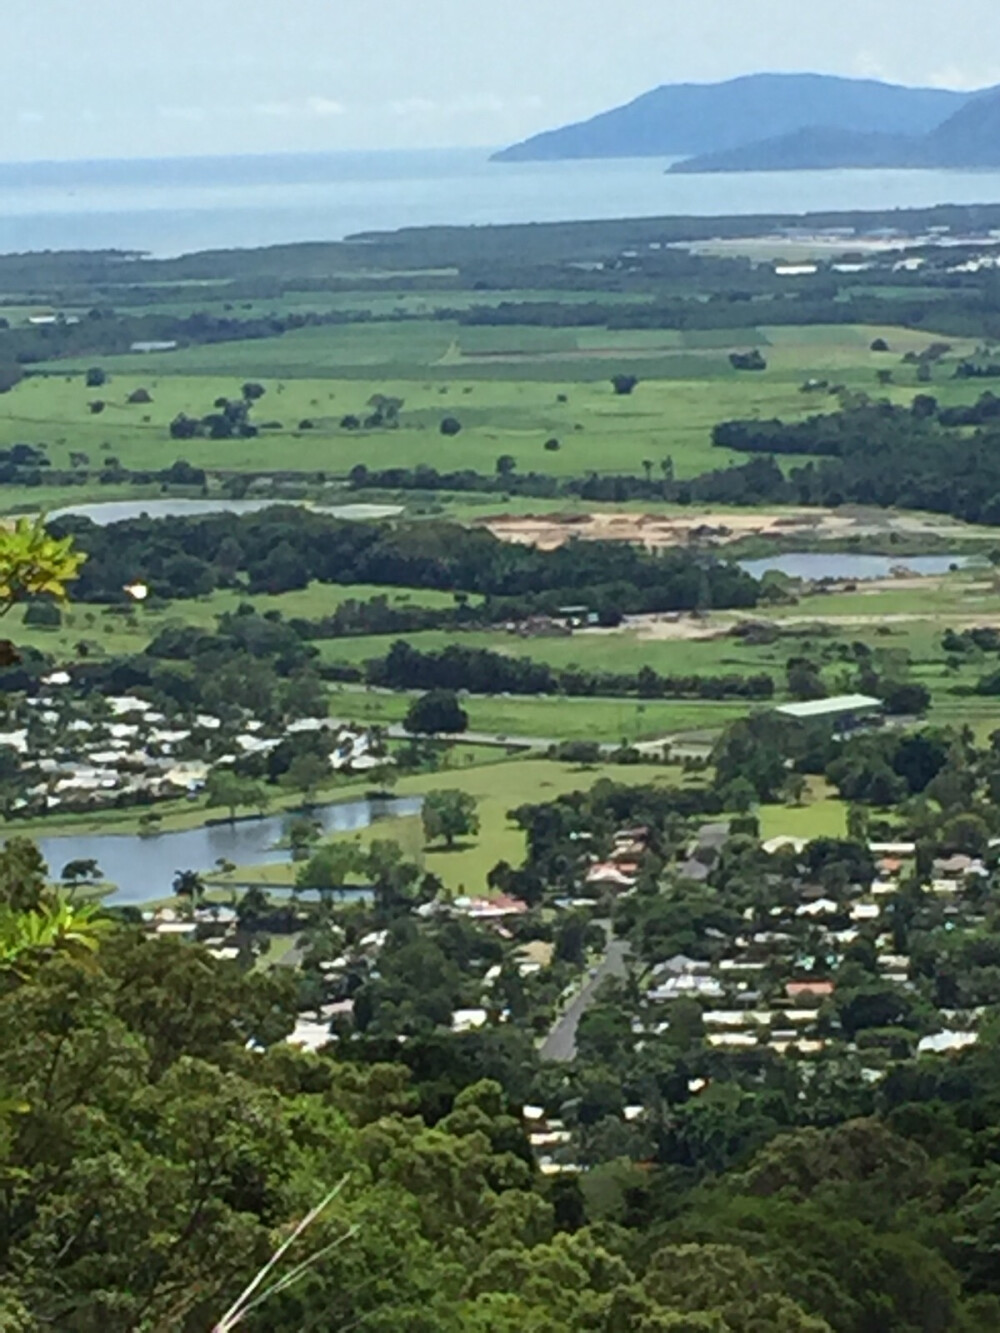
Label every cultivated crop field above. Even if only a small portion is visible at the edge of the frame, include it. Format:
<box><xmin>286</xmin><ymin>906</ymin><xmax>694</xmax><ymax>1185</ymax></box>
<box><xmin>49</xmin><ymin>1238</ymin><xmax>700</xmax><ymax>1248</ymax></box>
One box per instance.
<box><xmin>10</xmin><ymin>319</ymin><xmax>979</xmax><ymax>484</ymax></box>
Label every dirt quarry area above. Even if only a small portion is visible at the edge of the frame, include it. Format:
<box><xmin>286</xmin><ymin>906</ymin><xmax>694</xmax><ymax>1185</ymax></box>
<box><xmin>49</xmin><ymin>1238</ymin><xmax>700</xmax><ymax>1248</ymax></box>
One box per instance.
<box><xmin>479</xmin><ymin>507</ymin><xmax>972</xmax><ymax>551</ymax></box>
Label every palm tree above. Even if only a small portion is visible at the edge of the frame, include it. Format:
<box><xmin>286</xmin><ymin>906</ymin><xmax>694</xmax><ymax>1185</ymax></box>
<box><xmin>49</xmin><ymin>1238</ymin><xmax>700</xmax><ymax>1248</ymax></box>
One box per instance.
<box><xmin>0</xmin><ymin>901</ymin><xmax>110</xmax><ymax>979</ymax></box>
<box><xmin>172</xmin><ymin>869</ymin><xmax>206</xmax><ymax>910</ymax></box>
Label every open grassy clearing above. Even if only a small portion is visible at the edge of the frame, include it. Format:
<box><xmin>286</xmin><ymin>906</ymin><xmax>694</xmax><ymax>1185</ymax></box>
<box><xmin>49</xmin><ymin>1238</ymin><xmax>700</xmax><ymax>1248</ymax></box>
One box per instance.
<box><xmin>215</xmin><ymin>762</ymin><xmax>850</xmax><ymax>898</ymax></box>
<box><xmin>770</xmin><ymin>571</ymin><xmax>999</xmax><ymax>622</ymax></box>
<box><xmin>212</xmin><ymin>758</ymin><xmax>689</xmax><ymax>895</ymax></box>
<box><xmin>328</xmin><ymin>685</ymin><xmax>749</xmax><ymax>742</ymax></box>
<box><xmin>757</xmin><ymin>778</ymin><xmax>848</xmax><ymax>841</ymax></box>
<box><xmin>6</xmin><ymin>580</ymin><xmax>478</xmax><ymax>661</ymax></box>
<box><xmin>316</xmin><ymin>623</ymin><xmax>792</xmax><ymax>677</ymax></box>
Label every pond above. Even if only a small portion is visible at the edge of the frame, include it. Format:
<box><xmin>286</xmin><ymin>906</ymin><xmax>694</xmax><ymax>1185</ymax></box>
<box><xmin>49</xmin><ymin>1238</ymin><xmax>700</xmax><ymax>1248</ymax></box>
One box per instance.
<box><xmin>29</xmin><ymin>795</ymin><xmax>423</xmax><ymax>906</ymax></box>
<box><xmin>48</xmin><ymin>499</ymin><xmax>403</xmax><ymax>525</ymax></box>
<box><xmin>738</xmin><ymin>553</ymin><xmax>976</xmax><ymax>582</ymax></box>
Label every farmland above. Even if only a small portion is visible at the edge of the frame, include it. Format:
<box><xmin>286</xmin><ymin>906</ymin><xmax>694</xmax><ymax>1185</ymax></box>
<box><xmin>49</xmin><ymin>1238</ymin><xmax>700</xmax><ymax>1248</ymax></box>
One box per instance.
<box><xmin>9</xmin><ymin>319</ymin><xmax>979</xmax><ymax>487</ymax></box>
<box><xmin>2</xmin><ymin>206</ymin><xmax>1000</xmax><ymax>856</ymax></box>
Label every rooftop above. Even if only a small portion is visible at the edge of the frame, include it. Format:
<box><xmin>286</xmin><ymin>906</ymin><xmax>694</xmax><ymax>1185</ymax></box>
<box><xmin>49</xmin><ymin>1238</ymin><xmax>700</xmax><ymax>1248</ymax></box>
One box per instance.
<box><xmin>775</xmin><ymin>694</ymin><xmax>882</xmax><ymax>721</ymax></box>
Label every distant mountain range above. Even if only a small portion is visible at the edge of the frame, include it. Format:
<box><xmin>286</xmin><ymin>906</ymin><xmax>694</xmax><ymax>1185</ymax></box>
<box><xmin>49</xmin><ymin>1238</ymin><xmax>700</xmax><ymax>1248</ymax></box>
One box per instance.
<box><xmin>669</xmin><ymin>86</ymin><xmax>1000</xmax><ymax>172</ymax></box>
<box><xmin>493</xmin><ymin>73</ymin><xmax>1000</xmax><ymax>173</ymax></box>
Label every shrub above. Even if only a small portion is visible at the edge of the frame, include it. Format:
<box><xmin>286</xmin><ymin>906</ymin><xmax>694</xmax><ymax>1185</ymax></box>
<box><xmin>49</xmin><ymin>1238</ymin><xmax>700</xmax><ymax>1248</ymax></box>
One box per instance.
<box><xmin>24</xmin><ymin>601</ymin><xmax>61</xmax><ymax>627</ymax></box>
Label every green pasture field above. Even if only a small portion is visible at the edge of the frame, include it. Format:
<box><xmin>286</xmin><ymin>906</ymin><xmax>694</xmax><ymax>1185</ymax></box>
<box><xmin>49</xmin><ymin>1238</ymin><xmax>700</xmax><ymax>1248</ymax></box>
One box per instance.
<box><xmin>768</xmin><ymin>569</ymin><xmax>997</xmax><ymax>622</ymax></box>
<box><xmin>5</xmin><ymin>580</ymin><xmax>479</xmax><ymax>660</ymax></box>
<box><xmin>329</xmin><ymin>685</ymin><xmax>749</xmax><ymax>742</ymax></box>
<box><xmin>212</xmin><ymin>757</ymin><xmax>690</xmax><ymax>896</ymax></box>
<box><xmin>757</xmin><ymin>779</ymin><xmax>848</xmax><ymax>841</ymax></box>
<box><xmin>8</xmin><ymin>321</ymin><xmax>984</xmax><ymax>484</ymax></box>
<box><xmin>315</xmin><ymin>623</ymin><xmax>792</xmax><ymax>679</ymax></box>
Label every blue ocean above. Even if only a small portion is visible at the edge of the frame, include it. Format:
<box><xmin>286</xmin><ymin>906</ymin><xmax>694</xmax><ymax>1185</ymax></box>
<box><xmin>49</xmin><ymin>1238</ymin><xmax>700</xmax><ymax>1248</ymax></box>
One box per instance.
<box><xmin>2</xmin><ymin>148</ymin><xmax>1000</xmax><ymax>257</ymax></box>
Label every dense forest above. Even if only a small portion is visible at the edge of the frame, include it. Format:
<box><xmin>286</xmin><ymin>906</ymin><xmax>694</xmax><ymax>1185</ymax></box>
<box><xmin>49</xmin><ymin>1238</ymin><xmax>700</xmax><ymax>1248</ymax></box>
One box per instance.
<box><xmin>55</xmin><ymin>510</ymin><xmax>761</xmax><ymax>612</ymax></box>
<box><xmin>5</xmin><ymin>775</ymin><xmax>1000</xmax><ymax>1330</ymax></box>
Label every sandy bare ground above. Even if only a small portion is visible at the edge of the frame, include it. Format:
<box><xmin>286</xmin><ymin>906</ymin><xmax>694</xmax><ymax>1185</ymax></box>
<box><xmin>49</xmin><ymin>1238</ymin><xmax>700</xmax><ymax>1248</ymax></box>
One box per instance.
<box><xmin>580</xmin><ymin>615</ymin><xmax>730</xmax><ymax>643</ymax></box>
<box><xmin>481</xmin><ymin>507</ymin><xmax>978</xmax><ymax>552</ymax></box>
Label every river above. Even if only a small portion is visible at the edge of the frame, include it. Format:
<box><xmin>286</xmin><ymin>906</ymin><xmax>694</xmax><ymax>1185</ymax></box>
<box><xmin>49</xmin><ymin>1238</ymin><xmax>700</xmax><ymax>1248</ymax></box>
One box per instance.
<box><xmin>32</xmin><ymin>795</ymin><xmax>422</xmax><ymax>907</ymax></box>
<box><xmin>738</xmin><ymin>553</ymin><xmax>975</xmax><ymax>581</ymax></box>
<box><xmin>49</xmin><ymin>499</ymin><xmax>403</xmax><ymax>525</ymax></box>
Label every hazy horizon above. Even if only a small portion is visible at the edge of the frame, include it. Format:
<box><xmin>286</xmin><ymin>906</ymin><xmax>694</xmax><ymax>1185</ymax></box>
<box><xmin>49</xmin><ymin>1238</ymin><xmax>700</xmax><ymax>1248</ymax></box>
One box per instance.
<box><xmin>4</xmin><ymin>0</ymin><xmax>1000</xmax><ymax>164</ymax></box>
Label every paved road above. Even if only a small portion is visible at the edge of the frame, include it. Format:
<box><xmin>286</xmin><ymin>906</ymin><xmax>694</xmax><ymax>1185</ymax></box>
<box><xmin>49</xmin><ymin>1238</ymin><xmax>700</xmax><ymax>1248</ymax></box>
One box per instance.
<box><xmin>328</xmin><ymin>719</ymin><xmax>558</xmax><ymax>750</ymax></box>
<box><xmin>539</xmin><ymin>932</ymin><xmax>631</xmax><ymax>1063</ymax></box>
<box><xmin>328</xmin><ymin>718</ymin><xmax>683</xmax><ymax>756</ymax></box>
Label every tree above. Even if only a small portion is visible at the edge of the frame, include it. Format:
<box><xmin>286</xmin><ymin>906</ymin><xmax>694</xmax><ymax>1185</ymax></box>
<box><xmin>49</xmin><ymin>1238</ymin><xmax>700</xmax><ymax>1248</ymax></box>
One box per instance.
<box><xmin>23</xmin><ymin>600</ymin><xmax>61</xmax><ymax>627</ymax></box>
<box><xmin>422</xmin><ymin>789</ymin><xmax>480</xmax><ymax>848</ymax></box>
<box><xmin>0</xmin><ymin>516</ymin><xmax>85</xmax><ymax>620</ymax></box>
<box><xmin>643</xmin><ymin>1243</ymin><xmax>831</xmax><ymax>1331</ymax></box>
<box><xmin>0</xmin><ymin>838</ymin><xmax>48</xmax><ymax>914</ymax></box>
<box><xmin>846</xmin><ymin>804</ymin><xmax>870</xmax><ymax>845</ymax></box>
<box><xmin>440</xmin><ymin>417</ymin><xmax>463</xmax><ymax>436</ymax></box>
<box><xmin>85</xmin><ymin>367</ymin><xmax>106</xmax><ymax>388</ymax></box>
<box><xmin>713</xmin><ymin>714</ymin><xmax>788</xmax><ymax>802</ymax></box>
<box><xmin>611</xmin><ymin>374</ymin><xmax>639</xmax><ymax>396</ymax></box>
<box><xmin>236</xmin><ymin>884</ymin><xmax>270</xmax><ymax>928</ymax></box>
<box><xmin>61</xmin><ymin>858</ymin><xmax>102</xmax><ymax>886</ymax></box>
<box><xmin>172</xmin><ymin>869</ymin><xmax>206</xmax><ymax>908</ymax></box>
<box><xmin>881</xmin><ymin>681</ymin><xmax>931</xmax><ymax>716</ymax></box>
<box><xmin>241</xmin><ymin>381</ymin><xmax>266</xmax><ymax>401</ymax></box>
<box><xmin>405</xmin><ymin>690</ymin><xmax>468</xmax><ymax>737</ymax></box>
<box><xmin>0</xmin><ymin>899</ymin><xmax>110</xmax><ymax>979</ymax></box>
<box><xmin>287</xmin><ymin>816</ymin><xmax>320</xmax><ymax>859</ymax></box>
<box><xmin>296</xmin><ymin>842</ymin><xmax>362</xmax><ymax>894</ymax></box>
<box><xmin>283</xmin><ymin>753</ymin><xmax>330</xmax><ymax>804</ymax></box>
<box><xmin>205</xmin><ymin>768</ymin><xmax>269</xmax><ymax>822</ymax></box>
<box><xmin>496</xmin><ymin>455</ymin><xmax>517</xmax><ymax>478</ymax></box>
<box><xmin>786</xmin><ymin>658</ymin><xmax>826</xmax><ymax>701</ymax></box>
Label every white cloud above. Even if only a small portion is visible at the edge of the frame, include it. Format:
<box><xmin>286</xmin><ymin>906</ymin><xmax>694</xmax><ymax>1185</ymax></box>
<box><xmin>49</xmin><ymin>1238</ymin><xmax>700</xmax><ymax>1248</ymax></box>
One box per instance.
<box><xmin>157</xmin><ymin>105</ymin><xmax>207</xmax><ymax>122</ymax></box>
<box><xmin>16</xmin><ymin>110</ymin><xmax>44</xmax><ymax>124</ymax></box>
<box><xmin>928</xmin><ymin>64</ymin><xmax>1000</xmax><ymax>91</ymax></box>
<box><xmin>388</xmin><ymin>93</ymin><xmax>542</xmax><ymax>119</ymax></box>
<box><xmin>254</xmin><ymin>101</ymin><xmax>296</xmax><ymax>118</ymax></box>
<box><xmin>306</xmin><ymin>96</ymin><xmax>345</xmax><ymax>117</ymax></box>
<box><xmin>254</xmin><ymin>97</ymin><xmax>346</xmax><ymax>119</ymax></box>
<box><xmin>852</xmin><ymin>50</ymin><xmax>895</xmax><ymax>83</ymax></box>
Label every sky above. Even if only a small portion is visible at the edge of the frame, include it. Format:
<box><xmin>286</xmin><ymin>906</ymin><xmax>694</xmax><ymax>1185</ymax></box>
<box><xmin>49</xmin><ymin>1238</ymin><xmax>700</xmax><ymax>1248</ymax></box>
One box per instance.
<box><xmin>5</xmin><ymin>0</ymin><xmax>1000</xmax><ymax>162</ymax></box>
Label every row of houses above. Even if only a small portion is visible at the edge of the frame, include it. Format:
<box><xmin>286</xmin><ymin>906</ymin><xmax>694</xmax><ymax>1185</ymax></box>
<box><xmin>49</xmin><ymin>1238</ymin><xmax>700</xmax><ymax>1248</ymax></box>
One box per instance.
<box><xmin>635</xmin><ymin>831</ymin><xmax>987</xmax><ymax>1065</ymax></box>
<box><xmin>0</xmin><ymin>678</ymin><xmax>382</xmax><ymax>816</ymax></box>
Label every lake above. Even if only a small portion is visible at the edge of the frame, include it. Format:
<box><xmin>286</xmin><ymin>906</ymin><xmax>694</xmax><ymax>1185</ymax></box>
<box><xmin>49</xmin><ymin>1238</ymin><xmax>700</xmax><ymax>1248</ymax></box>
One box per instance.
<box><xmin>49</xmin><ymin>499</ymin><xmax>403</xmax><ymax>525</ymax></box>
<box><xmin>31</xmin><ymin>795</ymin><xmax>423</xmax><ymax>906</ymax></box>
<box><xmin>5</xmin><ymin>149</ymin><xmax>1000</xmax><ymax>257</ymax></box>
<box><xmin>738</xmin><ymin>553</ymin><xmax>975</xmax><ymax>581</ymax></box>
